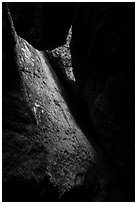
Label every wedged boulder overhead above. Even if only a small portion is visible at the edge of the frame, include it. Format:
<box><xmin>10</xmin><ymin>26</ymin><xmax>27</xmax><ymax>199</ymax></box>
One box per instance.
<box><xmin>7</xmin><ymin>2</ymin><xmax>77</xmax><ymax>50</ymax></box>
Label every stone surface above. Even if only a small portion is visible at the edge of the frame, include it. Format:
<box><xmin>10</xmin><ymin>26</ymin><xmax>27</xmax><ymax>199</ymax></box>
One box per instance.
<box><xmin>70</xmin><ymin>2</ymin><xmax>135</xmax><ymax>200</ymax></box>
<box><xmin>2</xmin><ymin>6</ymin><xmax>98</xmax><ymax>201</ymax></box>
<box><xmin>16</xmin><ymin>36</ymin><xmax>95</xmax><ymax>196</ymax></box>
<box><xmin>3</xmin><ymin>2</ymin><xmax>135</xmax><ymax>201</ymax></box>
<box><xmin>48</xmin><ymin>26</ymin><xmax>77</xmax><ymax>97</ymax></box>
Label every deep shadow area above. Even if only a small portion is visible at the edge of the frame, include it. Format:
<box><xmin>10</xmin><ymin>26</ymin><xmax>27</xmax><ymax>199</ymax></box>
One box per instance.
<box><xmin>3</xmin><ymin>176</ymin><xmax>59</xmax><ymax>202</ymax></box>
<box><xmin>2</xmin><ymin>2</ymin><xmax>135</xmax><ymax>202</ymax></box>
<box><xmin>46</xmin><ymin>49</ymin><xmax>135</xmax><ymax>202</ymax></box>
<box><xmin>8</xmin><ymin>2</ymin><xmax>77</xmax><ymax>50</ymax></box>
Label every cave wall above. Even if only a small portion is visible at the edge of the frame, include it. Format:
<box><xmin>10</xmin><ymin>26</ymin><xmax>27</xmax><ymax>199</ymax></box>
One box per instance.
<box><xmin>70</xmin><ymin>2</ymin><xmax>135</xmax><ymax>198</ymax></box>
<box><xmin>2</xmin><ymin>2</ymin><xmax>135</xmax><ymax>201</ymax></box>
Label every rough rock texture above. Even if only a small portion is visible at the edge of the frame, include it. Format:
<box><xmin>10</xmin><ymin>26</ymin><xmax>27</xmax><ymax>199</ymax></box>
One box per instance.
<box><xmin>47</xmin><ymin>27</ymin><xmax>77</xmax><ymax>97</ymax></box>
<box><xmin>16</xmin><ymin>36</ymin><xmax>95</xmax><ymax>196</ymax></box>
<box><xmin>2</xmin><ymin>4</ymin><xmax>98</xmax><ymax>201</ymax></box>
<box><xmin>3</xmin><ymin>2</ymin><xmax>135</xmax><ymax>201</ymax></box>
<box><xmin>70</xmin><ymin>2</ymin><xmax>135</xmax><ymax>200</ymax></box>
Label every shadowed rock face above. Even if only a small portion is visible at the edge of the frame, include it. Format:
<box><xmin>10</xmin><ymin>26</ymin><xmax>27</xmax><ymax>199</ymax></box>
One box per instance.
<box><xmin>2</xmin><ymin>5</ymin><xmax>98</xmax><ymax>201</ymax></box>
<box><xmin>70</xmin><ymin>2</ymin><xmax>135</xmax><ymax>200</ymax></box>
<box><xmin>2</xmin><ymin>2</ymin><xmax>135</xmax><ymax>202</ymax></box>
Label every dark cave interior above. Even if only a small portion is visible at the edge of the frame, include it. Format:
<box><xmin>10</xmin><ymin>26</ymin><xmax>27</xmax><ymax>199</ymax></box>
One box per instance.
<box><xmin>2</xmin><ymin>2</ymin><xmax>135</xmax><ymax>202</ymax></box>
